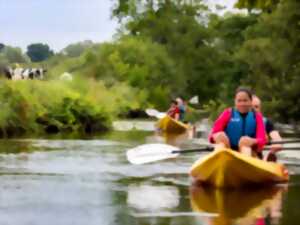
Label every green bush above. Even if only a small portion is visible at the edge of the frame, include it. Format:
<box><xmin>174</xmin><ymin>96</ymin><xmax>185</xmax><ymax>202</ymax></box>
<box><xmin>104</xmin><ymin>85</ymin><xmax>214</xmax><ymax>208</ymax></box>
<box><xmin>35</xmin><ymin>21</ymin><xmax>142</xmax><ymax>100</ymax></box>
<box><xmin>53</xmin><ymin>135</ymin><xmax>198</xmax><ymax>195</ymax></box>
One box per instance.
<box><xmin>0</xmin><ymin>79</ymin><xmax>136</xmax><ymax>136</ymax></box>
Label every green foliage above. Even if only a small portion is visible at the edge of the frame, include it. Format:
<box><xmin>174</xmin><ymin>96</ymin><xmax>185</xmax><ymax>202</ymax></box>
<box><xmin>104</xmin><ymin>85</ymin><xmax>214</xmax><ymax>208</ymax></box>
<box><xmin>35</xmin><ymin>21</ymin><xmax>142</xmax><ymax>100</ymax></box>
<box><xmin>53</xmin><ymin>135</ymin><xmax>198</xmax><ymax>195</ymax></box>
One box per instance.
<box><xmin>0</xmin><ymin>43</ymin><xmax>4</xmax><ymax>51</ymax></box>
<box><xmin>235</xmin><ymin>0</ymin><xmax>280</xmax><ymax>12</ymax></box>
<box><xmin>236</xmin><ymin>0</ymin><xmax>300</xmax><ymax>122</ymax></box>
<box><xmin>26</xmin><ymin>43</ymin><xmax>54</xmax><ymax>62</ymax></box>
<box><xmin>76</xmin><ymin>37</ymin><xmax>179</xmax><ymax>109</ymax></box>
<box><xmin>203</xmin><ymin>99</ymin><xmax>229</xmax><ymax>121</ymax></box>
<box><xmin>184</xmin><ymin>106</ymin><xmax>208</xmax><ymax>123</ymax></box>
<box><xmin>0</xmin><ymin>79</ymin><xmax>141</xmax><ymax>136</ymax></box>
<box><xmin>112</xmin><ymin>0</ymin><xmax>230</xmax><ymax>104</ymax></box>
<box><xmin>61</xmin><ymin>40</ymin><xmax>94</xmax><ymax>57</ymax></box>
<box><xmin>0</xmin><ymin>45</ymin><xmax>30</xmax><ymax>65</ymax></box>
<box><xmin>210</xmin><ymin>13</ymin><xmax>258</xmax><ymax>53</ymax></box>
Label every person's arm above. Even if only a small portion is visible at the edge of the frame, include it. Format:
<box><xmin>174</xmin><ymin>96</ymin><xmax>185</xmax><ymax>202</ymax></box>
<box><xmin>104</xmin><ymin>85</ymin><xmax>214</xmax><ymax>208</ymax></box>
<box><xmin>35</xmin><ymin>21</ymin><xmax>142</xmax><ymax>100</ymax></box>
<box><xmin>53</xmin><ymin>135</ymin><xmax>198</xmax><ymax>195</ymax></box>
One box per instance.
<box><xmin>167</xmin><ymin>107</ymin><xmax>172</xmax><ymax>115</ymax></box>
<box><xmin>208</xmin><ymin>108</ymin><xmax>231</xmax><ymax>143</ymax></box>
<box><xmin>269</xmin><ymin>130</ymin><xmax>283</xmax><ymax>152</ymax></box>
<box><xmin>174</xmin><ymin>111</ymin><xmax>180</xmax><ymax>120</ymax></box>
<box><xmin>266</xmin><ymin>119</ymin><xmax>282</xmax><ymax>152</ymax></box>
<box><xmin>255</xmin><ymin>112</ymin><xmax>267</xmax><ymax>151</ymax></box>
<box><xmin>269</xmin><ymin>130</ymin><xmax>282</xmax><ymax>140</ymax></box>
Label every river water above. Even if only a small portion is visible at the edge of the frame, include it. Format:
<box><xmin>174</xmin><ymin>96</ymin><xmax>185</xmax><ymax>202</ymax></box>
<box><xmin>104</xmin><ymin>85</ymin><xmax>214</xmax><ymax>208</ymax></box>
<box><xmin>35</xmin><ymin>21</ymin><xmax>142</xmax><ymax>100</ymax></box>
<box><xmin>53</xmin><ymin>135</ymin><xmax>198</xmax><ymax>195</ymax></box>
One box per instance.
<box><xmin>0</xmin><ymin>121</ymin><xmax>299</xmax><ymax>225</ymax></box>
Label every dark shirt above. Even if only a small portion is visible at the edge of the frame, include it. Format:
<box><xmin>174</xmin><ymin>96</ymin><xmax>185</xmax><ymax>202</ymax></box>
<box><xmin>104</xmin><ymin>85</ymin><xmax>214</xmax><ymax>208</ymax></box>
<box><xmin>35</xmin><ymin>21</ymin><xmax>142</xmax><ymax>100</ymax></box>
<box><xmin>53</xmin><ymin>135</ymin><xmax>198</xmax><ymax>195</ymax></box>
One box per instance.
<box><xmin>265</xmin><ymin>118</ymin><xmax>275</xmax><ymax>134</ymax></box>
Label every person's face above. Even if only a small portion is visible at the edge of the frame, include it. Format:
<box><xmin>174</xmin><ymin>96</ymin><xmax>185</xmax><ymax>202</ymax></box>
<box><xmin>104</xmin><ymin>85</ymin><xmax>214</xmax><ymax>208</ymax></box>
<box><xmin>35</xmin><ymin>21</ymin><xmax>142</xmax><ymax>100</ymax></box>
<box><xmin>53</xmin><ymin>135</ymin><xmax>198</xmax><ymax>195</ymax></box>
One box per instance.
<box><xmin>252</xmin><ymin>97</ymin><xmax>261</xmax><ymax>112</ymax></box>
<box><xmin>235</xmin><ymin>92</ymin><xmax>252</xmax><ymax>113</ymax></box>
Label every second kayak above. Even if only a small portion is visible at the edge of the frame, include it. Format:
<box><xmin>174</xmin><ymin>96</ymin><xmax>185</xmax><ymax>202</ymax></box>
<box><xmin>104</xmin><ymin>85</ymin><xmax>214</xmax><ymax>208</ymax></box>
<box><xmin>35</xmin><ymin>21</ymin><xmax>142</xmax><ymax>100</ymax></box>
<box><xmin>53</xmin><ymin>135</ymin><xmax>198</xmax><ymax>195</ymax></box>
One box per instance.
<box><xmin>157</xmin><ymin>115</ymin><xmax>189</xmax><ymax>134</ymax></box>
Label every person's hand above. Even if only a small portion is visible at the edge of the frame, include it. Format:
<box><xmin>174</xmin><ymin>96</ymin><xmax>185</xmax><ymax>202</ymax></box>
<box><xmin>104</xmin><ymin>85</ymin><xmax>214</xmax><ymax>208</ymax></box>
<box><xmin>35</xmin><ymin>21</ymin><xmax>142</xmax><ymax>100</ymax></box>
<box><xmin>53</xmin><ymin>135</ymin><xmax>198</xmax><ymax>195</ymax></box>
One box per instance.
<box><xmin>239</xmin><ymin>136</ymin><xmax>257</xmax><ymax>147</ymax></box>
<box><xmin>263</xmin><ymin>144</ymin><xmax>282</xmax><ymax>162</ymax></box>
<box><xmin>270</xmin><ymin>144</ymin><xmax>282</xmax><ymax>153</ymax></box>
<box><xmin>264</xmin><ymin>152</ymin><xmax>277</xmax><ymax>162</ymax></box>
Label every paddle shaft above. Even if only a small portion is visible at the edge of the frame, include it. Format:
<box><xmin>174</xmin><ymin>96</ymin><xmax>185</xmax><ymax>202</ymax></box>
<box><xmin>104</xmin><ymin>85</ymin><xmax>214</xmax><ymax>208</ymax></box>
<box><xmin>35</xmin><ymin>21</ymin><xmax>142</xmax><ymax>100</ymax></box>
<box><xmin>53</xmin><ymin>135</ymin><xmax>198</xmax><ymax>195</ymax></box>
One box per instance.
<box><xmin>171</xmin><ymin>146</ymin><xmax>300</xmax><ymax>155</ymax></box>
<box><xmin>171</xmin><ymin>140</ymin><xmax>300</xmax><ymax>154</ymax></box>
<box><xmin>264</xmin><ymin>147</ymin><xmax>300</xmax><ymax>151</ymax></box>
<box><xmin>267</xmin><ymin>139</ymin><xmax>300</xmax><ymax>145</ymax></box>
<box><xmin>172</xmin><ymin>147</ymin><xmax>213</xmax><ymax>154</ymax></box>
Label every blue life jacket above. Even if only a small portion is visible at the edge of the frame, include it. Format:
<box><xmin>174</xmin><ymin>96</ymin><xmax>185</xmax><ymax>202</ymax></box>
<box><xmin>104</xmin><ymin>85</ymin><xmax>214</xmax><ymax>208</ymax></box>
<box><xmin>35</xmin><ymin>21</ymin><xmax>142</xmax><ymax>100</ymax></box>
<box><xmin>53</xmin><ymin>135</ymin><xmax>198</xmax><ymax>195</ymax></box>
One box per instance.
<box><xmin>179</xmin><ymin>105</ymin><xmax>185</xmax><ymax>121</ymax></box>
<box><xmin>225</xmin><ymin>108</ymin><xmax>257</xmax><ymax>149</ymax></box>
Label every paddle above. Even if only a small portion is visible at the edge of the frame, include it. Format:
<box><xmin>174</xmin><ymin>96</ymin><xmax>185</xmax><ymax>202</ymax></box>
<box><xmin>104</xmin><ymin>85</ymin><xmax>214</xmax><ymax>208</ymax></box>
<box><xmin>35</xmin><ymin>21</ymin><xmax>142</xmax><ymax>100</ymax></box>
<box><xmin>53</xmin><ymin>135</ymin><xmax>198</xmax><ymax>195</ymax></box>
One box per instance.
<box><xmin>127</xmin><ymin>140</ymin><xmax>300</xmax><ymax>165</ymax></box>
<box><xmin>264</xmin><ymin>147</ymin><xmax>300</xmax><ymax>150</ymax></box>
<box><xmin>126</xmin><ymin>143</ymin><xmax>213</xmax><ymax>165</ymax></box>
<box><xmin>267</xmin><ymin>139</ymin><xmax>300</xmax><ymax>145</ymax></box>
<box><xmin>145</xmin><ymin>109</ymin><xmax>167</xmax><ymax>119</ymax></box>
<box><xmin>189</xmin><ymin>96</ymin><xmax>199</xmax><ymax>104</ymax></box>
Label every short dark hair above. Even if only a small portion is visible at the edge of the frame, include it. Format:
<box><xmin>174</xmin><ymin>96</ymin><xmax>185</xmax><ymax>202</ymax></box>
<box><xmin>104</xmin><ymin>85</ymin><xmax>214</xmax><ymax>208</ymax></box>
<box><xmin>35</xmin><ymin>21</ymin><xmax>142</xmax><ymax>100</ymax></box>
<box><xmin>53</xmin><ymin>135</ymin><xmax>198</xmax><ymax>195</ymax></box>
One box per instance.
<box><xmin>235</xmin><ymin>87</ymin><xmax>253</xmax><ymax>100</ymax></box>
<box><xmin>171</xmin><ymin>99</ymin><xmax>178</xmax><ymax>105</ymax></box>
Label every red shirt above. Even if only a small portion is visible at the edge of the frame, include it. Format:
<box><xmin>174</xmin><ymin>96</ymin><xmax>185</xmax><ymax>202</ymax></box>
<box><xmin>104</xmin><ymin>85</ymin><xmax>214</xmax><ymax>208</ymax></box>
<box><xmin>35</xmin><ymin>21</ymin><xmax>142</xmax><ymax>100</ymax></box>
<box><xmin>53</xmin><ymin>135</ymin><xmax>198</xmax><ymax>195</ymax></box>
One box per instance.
<box><xmin>167</xmin><ymin>106</ymin><xmax>180</xmax><ymax>119</ymax></box>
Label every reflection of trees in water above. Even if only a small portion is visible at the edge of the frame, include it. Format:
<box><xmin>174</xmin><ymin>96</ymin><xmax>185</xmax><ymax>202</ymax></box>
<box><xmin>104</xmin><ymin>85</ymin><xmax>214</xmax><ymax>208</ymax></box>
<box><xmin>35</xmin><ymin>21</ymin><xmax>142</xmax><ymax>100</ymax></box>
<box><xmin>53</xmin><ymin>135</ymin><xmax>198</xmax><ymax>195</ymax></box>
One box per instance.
<box><xmin>0</xmin><ymin>140</ymin><xmax>31</xmax><ymax>154</ymax></box>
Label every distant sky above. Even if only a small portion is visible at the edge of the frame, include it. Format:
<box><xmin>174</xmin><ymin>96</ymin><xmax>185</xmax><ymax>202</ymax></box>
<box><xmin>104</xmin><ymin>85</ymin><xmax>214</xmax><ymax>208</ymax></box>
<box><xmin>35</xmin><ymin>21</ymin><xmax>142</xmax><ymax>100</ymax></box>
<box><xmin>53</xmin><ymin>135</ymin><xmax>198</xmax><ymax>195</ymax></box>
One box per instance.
<box><xmin>0</xmin><ymin>0</ymin><xmax>239</xmax><ymax>52</ymax></box>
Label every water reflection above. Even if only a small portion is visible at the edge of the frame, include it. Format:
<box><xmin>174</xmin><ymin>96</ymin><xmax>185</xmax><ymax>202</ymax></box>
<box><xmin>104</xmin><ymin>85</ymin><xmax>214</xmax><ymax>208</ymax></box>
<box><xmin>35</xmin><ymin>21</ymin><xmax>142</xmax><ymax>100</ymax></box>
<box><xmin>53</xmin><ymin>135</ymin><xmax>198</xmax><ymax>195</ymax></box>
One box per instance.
<box><xmin>145</xmin><ymin>131</ymin><xmax>191</xmax><ymax>146</ymax></box>
<box><xmin>0</xmin><ymin>128</ymin><xmax>298</xmax><ymax>225</ymax></box>
<box><xmin>127</xmin><ymin>184</ymin><xmax>179</xmax><ymax>212</ymax></box>
<box><xmin>190</xmin><ymin>185</ymin><xmax>285</xmax><ymax>225</ymax></box>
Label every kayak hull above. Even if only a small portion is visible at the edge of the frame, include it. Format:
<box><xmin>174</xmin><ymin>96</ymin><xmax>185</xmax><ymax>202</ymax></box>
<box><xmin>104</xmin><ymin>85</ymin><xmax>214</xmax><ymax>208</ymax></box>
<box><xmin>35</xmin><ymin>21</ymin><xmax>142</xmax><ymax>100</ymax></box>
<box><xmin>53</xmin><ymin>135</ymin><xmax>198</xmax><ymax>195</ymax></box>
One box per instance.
<box><xmin>189</xmin><ymin>149</ymin><xmax>289</xmax><ymax>188</ymax></box>
<box><xmin>157</xmin><ymin>115</ymin><xmax>189</xmax><ymax>134</ymax></box>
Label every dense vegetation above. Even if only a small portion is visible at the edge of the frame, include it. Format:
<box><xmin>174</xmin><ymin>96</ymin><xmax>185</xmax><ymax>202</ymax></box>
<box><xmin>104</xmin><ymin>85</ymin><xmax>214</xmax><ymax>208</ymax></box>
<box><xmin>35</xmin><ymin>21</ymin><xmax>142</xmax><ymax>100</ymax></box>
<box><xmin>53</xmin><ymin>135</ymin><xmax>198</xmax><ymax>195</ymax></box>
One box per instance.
<box><xmin>0</xmin><ymin>0</ymin><xmax>299</xmax><ymax>136</ymax></box>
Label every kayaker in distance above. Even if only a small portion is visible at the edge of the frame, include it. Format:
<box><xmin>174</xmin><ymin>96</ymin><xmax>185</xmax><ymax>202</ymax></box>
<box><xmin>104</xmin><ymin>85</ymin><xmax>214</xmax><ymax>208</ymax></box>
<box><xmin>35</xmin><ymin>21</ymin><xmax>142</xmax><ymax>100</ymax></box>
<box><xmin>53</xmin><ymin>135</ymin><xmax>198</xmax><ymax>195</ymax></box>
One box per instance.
<box><xmin>252</xmin><ymin>95</ymin><xmax>282</xmax><ymax>161</ymax></box>
<box><xmin>167</xmin><ymin>100</ymin><xmax>180</xmax><ymax>120</ymax></box>
<box><xmin>209</xmin><ymin>87</ymin><xmax>266</xmax><ymax>156</ymax></box>
<box><xmin>176</xmin><ymin>97</ymin><xmax>186</xmax><ymax>121</ymax></box>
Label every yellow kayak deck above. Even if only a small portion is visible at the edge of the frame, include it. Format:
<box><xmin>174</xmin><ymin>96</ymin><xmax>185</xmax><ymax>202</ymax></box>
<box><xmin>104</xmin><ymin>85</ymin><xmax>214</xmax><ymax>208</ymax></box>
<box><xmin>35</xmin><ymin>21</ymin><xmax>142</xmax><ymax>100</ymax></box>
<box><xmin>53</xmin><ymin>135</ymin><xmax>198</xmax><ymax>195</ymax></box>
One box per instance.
<box><xmin>189</xmin><ymin>149</ymin><xmax>289</xmax><ymax>188</ymax></box>
<box><xmin>157</xmin><ymin>115</ymin><xmax>189</xmax><ymax>133</ymax></box>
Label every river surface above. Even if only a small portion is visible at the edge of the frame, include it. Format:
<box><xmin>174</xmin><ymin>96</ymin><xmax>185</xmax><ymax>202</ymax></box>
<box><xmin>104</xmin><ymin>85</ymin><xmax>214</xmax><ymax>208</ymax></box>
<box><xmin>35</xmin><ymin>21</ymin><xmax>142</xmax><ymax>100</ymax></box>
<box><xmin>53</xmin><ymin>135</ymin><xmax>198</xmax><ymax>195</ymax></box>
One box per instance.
<box><xmin>0</xmin><ymin>121</ymin><xmax>299</xmax><ymax>225</ymax></box>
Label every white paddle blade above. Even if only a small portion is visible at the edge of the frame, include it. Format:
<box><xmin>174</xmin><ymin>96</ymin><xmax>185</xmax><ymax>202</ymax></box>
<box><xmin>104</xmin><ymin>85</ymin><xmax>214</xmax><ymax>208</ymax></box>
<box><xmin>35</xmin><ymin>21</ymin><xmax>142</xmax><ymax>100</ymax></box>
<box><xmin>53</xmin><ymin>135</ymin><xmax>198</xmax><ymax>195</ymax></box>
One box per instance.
<box><xmin>156</xmin><ymin>112</ymin><xmax>167</xmax><ymax>119</ymax></box>
<box><xmin>189</xmin><ymin>96</ymin><xmax>199</xmax><ymax>104</ymax></box>
<box><xmin>145</xmin><ymin>109</ymin><xmax>159</xmax><ymax>117</ymax></box>
<box><xmin>126</xmin><ymin>144</ymin><xmax>180</xmax><ymax>165</ymax></box>
<box><xmin>145</xmin><ymin>108</ymin><xmax>167</xmax><ymax>119</ymax></box>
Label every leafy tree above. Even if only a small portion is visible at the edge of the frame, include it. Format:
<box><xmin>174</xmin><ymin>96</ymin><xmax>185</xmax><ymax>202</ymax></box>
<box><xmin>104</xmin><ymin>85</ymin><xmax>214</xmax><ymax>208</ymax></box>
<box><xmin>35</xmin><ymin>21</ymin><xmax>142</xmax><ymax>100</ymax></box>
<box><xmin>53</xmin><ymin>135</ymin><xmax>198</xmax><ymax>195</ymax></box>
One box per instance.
<box><xmin>236</xmin><ymin>0</ymin><xmax>300</xmax><ymax>121</ymax></box>
<box><xmin>234</xmin><ymin>0</ymin><xmax>280</xmax><ymax>12</ymax></box>
<box><xmin>112</xmin><ymin>0</ymin><xmax>228</xmax><ymax>103</ymax></box>
<box><xmin>26</xmin><ymin>43</ymin><xmax>54</xmax><ymax>62</ymax></box>
<box><xmin>0</xmin><ymin>43</ymin><xmax>4</xmax><ymax>52</ymax></box>
<box><xmin>204</xmin><ymin>13</ymin><xmax>259</xmax><ymax>101</ymax></box>
<box><xmin>84</xmin><ymin>37</ymin><xmax>180</xmax><ymax>109</ymax></box>
<box><xmin>210</xmin><ymin>13</ymin><xmax>258</xmax><ymax>53</ymax></box>
<box><xmin>0</xmin><ymin>45</ymin><xmax>30</xmax><ymax>64</ymax></box>
<box><xmin>61</xmin><ymin>40</ymin><xmax>94</xmax><ymax>57</ymax></box>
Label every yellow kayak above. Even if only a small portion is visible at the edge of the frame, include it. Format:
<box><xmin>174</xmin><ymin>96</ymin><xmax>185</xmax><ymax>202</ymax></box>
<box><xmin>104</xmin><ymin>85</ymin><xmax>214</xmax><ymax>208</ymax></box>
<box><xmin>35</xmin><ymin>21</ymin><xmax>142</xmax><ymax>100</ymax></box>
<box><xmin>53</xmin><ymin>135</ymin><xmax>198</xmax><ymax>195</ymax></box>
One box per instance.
<box><xmin>157</xmin><ymin>115</ymin><xmax>189</xmax><ymax>133</ymax></box>
<box><xmin>190</xmin><ymin>185</ymin><xmax>284</xmax><ymax>224</ymax></box>
<box><xmin>189</xmin><ymin>148</ymin><xmax>289</xmax><ymax>188</ymax></box>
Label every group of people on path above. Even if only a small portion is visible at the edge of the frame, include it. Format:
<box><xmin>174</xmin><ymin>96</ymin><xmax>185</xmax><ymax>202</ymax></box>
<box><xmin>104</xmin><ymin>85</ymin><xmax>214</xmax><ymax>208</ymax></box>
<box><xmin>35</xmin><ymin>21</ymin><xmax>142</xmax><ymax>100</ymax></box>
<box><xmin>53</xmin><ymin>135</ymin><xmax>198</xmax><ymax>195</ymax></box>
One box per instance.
<box><xmin>166</xmin><ymin>87</ymin><xmax>282</xmax><ymax>161</ymax></box>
